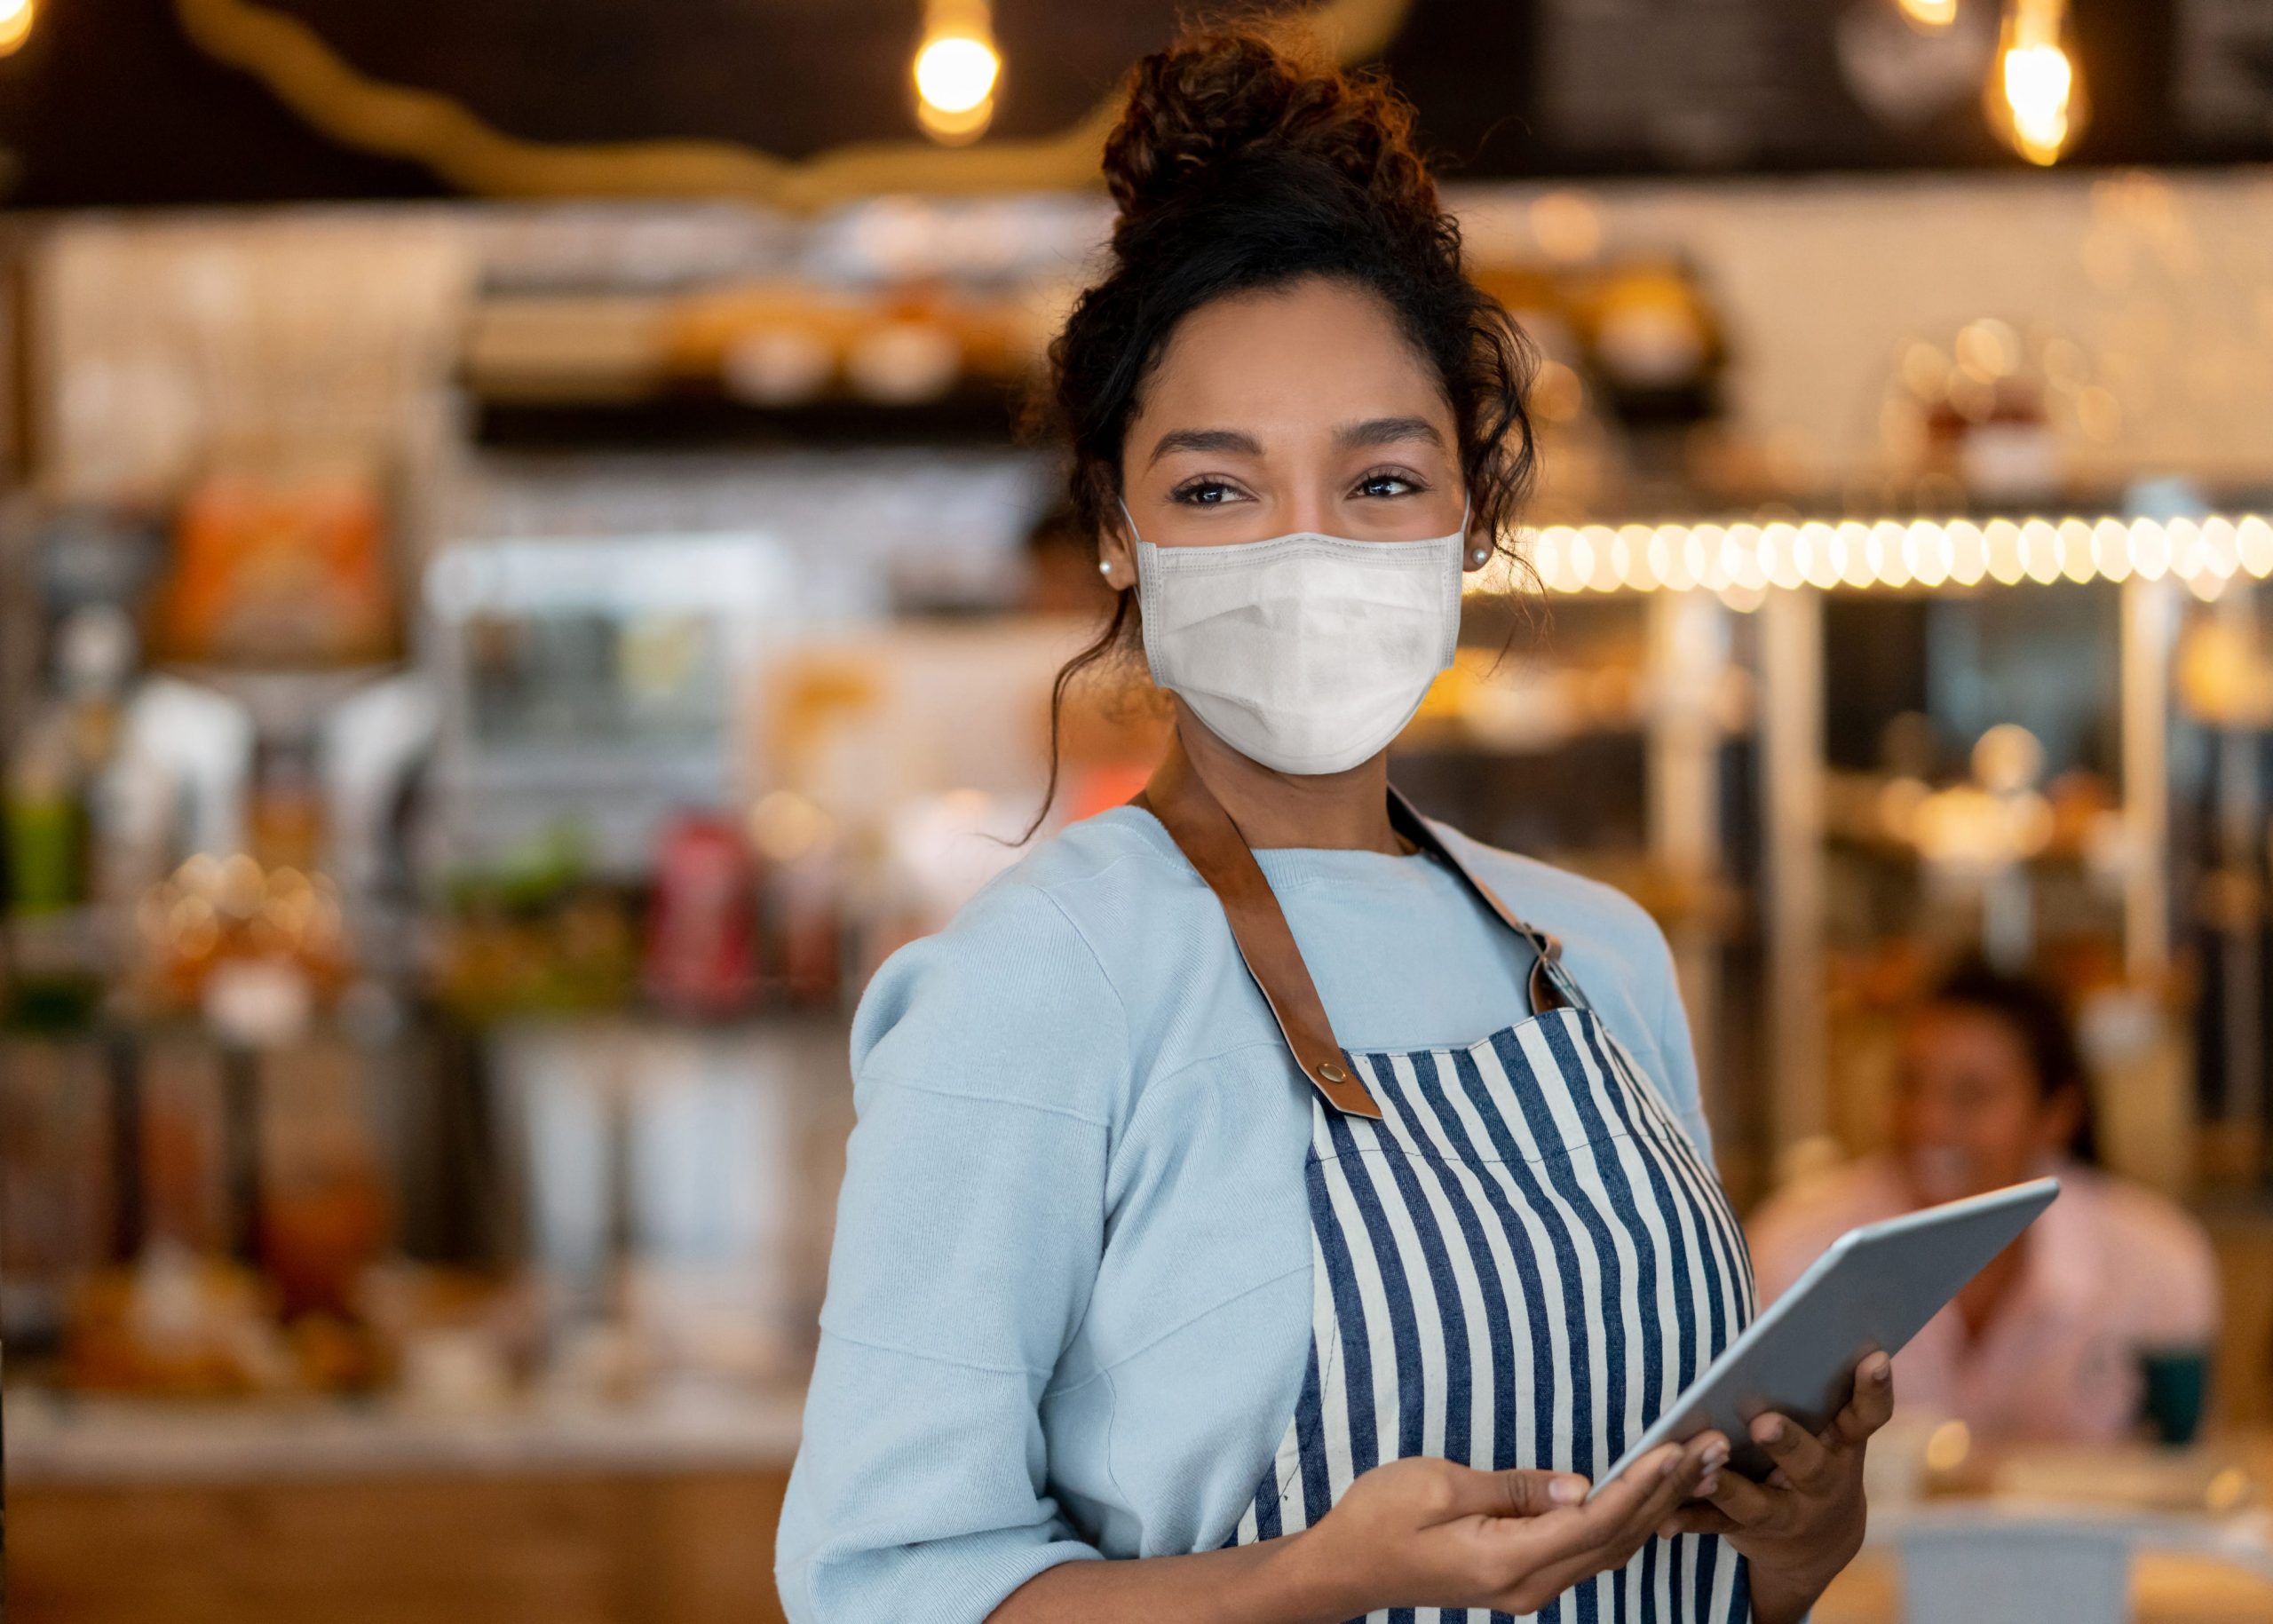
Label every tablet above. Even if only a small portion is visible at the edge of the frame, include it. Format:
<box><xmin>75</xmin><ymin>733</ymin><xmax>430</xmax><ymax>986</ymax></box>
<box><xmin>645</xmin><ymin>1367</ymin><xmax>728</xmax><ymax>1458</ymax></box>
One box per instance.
<box><xmin>1590</xmin><ymin>1176</ymin><xmax>2061</xmax><ymax>1495</ymax></box>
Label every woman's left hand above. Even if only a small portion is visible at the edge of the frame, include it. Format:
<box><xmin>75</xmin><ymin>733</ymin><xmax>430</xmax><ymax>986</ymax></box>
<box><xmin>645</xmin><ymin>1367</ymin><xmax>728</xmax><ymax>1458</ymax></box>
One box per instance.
<box><xmin>1659</xmin><ymin>1351</ymin><xmax>1895</xmax><ymax>1624</ymax></box>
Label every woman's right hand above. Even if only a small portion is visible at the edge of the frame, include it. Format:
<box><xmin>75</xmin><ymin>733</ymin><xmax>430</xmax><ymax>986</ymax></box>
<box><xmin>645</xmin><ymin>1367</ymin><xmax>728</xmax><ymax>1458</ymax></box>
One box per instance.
<box><xmin>1290</xmin><ymin>1433</ymin><xmax>1730</xmax><ymax>1620</ymax></box>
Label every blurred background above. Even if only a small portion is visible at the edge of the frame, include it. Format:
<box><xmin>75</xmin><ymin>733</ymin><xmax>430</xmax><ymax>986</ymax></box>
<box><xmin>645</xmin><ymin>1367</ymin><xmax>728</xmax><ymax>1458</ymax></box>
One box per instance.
<box><xmin>4</xmin><ymin>1</ymin><xmax>2273</xmax><ymax>1620</ymax></box>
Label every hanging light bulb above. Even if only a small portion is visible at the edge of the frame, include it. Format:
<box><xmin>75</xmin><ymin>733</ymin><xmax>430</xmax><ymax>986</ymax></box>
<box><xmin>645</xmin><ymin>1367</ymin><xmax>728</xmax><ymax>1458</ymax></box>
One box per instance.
<box><xmin>913</xmin><ymin>0</ymin><xmax>1000</xmax><ymax>146</ymax></box>
<box><xmin>1895</xmin><ymin>0</ymin><xmax>1959</xmax><ymax>28</ymax></box>
<box><xmin>1988</xmin><ymin>0</ymin><xmax>2086</xmax><ymax>166</ymax></box>
<box><xmin>0</xmin><ymin>0</ymin><xmax>36</xmax><ymax>58</ymax></box>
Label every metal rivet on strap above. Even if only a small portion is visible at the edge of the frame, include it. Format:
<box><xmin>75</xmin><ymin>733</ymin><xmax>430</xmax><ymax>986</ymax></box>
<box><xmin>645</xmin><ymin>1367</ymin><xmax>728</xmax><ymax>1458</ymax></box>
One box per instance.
<box><xmin>1317</xmin><ymin>1060</ymin><xmax>1349</xmax><ymax>1084</ymax></box>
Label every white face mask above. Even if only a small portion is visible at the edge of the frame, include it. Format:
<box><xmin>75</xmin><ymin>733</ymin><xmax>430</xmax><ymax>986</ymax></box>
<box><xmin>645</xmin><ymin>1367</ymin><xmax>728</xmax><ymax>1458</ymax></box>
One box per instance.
<box><xmin>1125</xmin><ymin>502</ymin><xmax>1467</xmax><ymax>776</ymax></box>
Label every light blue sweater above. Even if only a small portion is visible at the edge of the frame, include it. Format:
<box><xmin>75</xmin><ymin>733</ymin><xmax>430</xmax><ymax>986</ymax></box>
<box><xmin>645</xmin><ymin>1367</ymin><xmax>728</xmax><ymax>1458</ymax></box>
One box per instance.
<box><xmin>776</xmin><ymin>804</ymin><xmax>1712</xmax><ymax>1623</ymax></box>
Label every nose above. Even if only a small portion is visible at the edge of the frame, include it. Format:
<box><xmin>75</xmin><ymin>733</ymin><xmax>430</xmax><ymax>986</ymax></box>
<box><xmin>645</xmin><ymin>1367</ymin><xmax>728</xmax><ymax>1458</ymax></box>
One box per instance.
<box><xmin>1276</xmin><ymin>494</ymin><xmax>1332</xmax><ymax>536</ymax></box>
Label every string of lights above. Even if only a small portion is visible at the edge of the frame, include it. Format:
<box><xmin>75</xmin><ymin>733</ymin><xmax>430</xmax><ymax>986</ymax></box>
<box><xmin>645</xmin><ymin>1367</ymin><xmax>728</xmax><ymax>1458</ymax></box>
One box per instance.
<box><xmin>1472</xmin><ymin>513</ymin><xmax>2273</xmax><ymax>605</ymax></box>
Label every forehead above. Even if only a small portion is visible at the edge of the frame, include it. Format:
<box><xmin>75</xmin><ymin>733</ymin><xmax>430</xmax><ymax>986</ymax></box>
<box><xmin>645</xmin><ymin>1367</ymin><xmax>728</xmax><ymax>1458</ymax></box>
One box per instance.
<box><xmin>1135</xmin><ymin>277</ymin><xmax>1449</xmax><ymax>435</ymax></box>
<box><xmin>1905</xmin><ymin>1004</ymin><xmax>2034</xmax><ymax>1077</ymax></box>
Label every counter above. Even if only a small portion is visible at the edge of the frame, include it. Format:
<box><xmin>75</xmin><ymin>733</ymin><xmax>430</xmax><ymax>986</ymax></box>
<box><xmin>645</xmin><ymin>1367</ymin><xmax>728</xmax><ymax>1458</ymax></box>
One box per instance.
<box><xmin>10</xmin><ymin>1391</ymin><xmax>2273</xmax><ymax>1624</ymax></box>
<box><xmin>5</xmin><ymin>1388</ymin><xmax>804</xmax><ymax>1624</ymax></box>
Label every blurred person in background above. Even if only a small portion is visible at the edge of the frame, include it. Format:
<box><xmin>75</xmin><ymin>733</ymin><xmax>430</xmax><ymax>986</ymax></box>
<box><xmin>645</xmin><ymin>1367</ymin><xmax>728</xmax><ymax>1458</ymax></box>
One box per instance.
<box><xmin>778</xmin><ymin>23</ymin><xmax>1890</xmax><ymax>1624</ymax></box>
<box><xmin>1749</xmin><ymin>960</ymin><xmax>2219</xmax><ymax>1447</ymax></box>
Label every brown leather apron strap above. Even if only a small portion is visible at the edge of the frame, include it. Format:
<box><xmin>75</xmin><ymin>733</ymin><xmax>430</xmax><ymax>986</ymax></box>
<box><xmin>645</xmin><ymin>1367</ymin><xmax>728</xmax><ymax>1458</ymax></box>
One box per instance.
<box><xmin>1133</xmin><ymin>746</ymin><xmax>1383</xmax><ymax>1120</ymax></box>
<box><xmin>1135</xmin><ymin>742</ymin><xmax>1589</xmax><ymax>1120</ymax></box>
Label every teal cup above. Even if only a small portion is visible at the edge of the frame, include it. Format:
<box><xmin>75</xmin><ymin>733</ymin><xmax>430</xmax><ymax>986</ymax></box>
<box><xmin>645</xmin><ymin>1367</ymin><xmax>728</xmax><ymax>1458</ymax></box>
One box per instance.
<box><xmin>2138</xmin><ymin>1347</ymin><xmax>2210</xmax><ymax>1446</ymax></box>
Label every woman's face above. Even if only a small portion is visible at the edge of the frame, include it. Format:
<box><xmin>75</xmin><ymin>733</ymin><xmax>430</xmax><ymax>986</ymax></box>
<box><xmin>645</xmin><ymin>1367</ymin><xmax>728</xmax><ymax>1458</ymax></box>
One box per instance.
<box><xmin>1098</xmin><ymin>276</ymin><xmax>1472</xmax><ymax>579</ymax></box>
<box><xmin>1892</xmin><ymin>1004</ymin><xmax>2078</xmax><ymax>1202</ymax></box>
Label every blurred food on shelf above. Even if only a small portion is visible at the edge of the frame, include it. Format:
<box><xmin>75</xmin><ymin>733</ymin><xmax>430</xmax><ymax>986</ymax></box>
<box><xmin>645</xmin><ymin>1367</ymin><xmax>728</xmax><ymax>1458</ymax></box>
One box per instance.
<box><xmin>64</xmin><ymin>1244</ymin><xmax>296</xmax><ymax>1398</ymax></box>
<box><xmin>134</xmin><ymin>855</ymin><xmax>350</xmax><ymax>1034</ymax></box>
<box><xmin>466</xmin><ymin>278</ymin><xmax>1041</xmax><ymax>419</ymax></box>
<box><xmin>1877</xmin><ymin>316</ymin><xmax>2119</xmax><ymax>507</ymax></box>
<box><xmin>431</xmin><ymin>831</ymin><xmax>642</xmax><ymax>1021</ymax></box>
<box><xmin>154</xmin><ymin>459</ymin><xmax>400</xmax><ymax>667</ymax></box>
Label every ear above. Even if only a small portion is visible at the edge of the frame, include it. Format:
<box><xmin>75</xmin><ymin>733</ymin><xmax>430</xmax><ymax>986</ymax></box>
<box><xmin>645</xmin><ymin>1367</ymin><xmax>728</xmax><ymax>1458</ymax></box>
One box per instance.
<box><xmin>1097</xmin><ymin>511</ymin><xmax>1136</xmax><ymax>590</ymax></box>
<box><xmin>1459</xmin><ymin>500</ymin><xmax>1490</xmax><ymax>574</ymax></box>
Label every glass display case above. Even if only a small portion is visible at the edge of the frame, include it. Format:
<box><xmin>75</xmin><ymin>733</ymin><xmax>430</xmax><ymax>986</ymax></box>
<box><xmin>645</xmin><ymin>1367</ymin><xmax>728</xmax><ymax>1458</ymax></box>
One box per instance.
<box><xmin>423</xmin><ymin>530</ymin><xmax>798</xmax><ymax>877</ymax></box>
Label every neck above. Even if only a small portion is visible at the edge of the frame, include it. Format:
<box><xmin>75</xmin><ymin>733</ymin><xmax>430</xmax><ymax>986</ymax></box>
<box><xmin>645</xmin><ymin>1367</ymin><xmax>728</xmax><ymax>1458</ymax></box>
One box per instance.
<box><xmin>1168</xmin><ymin>702</ymin><xmax>1408</xmax><ymax>854</ymax></box>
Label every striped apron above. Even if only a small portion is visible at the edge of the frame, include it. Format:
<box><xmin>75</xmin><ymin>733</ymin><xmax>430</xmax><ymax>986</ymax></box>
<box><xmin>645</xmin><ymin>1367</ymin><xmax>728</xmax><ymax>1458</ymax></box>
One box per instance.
<box><xmin>1229</xmin><ymin>1001</ymin><xmax>1757</xmax><ymax>1624</ymax></box>
<box><xmin>1136</xmin><ymin>751</ymin><xmax>1755</xmax><ymax>1624</ymax></box>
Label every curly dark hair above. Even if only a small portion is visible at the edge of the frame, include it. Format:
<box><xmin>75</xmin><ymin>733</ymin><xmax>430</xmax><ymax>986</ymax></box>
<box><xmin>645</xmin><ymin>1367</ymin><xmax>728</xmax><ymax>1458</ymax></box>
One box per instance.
<box><xmin>1023</xmin><ymin>22</ymin><xmax>1539</xmax><ymax>833</ymax></box>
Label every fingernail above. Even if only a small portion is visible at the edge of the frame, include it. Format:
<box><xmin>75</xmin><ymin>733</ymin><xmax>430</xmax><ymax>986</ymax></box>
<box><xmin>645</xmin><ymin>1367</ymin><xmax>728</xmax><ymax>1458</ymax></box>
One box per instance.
<box><xmin>1659</xmin><ymin>1453</ymin><xmax>1681</xmax><ymax>1479</ymax></box>
<box><xmin>1550</xmin><ymin>1476</ymin><xmax>1585</xmax><ymax>1505</ymax></box>
<box><xmin>1757</xmin><ymin>1417</ymin><xmax>1785</xmax><ymax>1444</ymax></box>
<box><xmin>1698</xmin><ymin>1474</ymin><xmax>1721</xmax><ymax>1498</ymax></box>
<box><xmin>1703</xmin><ymin>1442</ymin><xmax>1730</xmax><ymax>1470</ymax></box>
<box><xmin>1871</xmin><ymin>1358</ymin><xmax>1892</xmax><ymax>1383</ymax></box>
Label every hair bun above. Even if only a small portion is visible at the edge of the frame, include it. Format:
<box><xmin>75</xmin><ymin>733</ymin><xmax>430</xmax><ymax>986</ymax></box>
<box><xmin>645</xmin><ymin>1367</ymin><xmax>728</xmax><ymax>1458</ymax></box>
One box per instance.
<box><xmin>1104</xmin><ymin>28</ymin><xmax>1437</xmax><ymax>237</ymax></box>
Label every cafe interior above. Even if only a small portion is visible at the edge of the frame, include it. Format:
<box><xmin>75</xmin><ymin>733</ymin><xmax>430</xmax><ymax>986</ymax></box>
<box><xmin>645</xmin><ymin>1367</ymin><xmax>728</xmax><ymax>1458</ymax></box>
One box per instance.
<box><xmin>4</xmin><ymin>1</ymin><xmax>2273</xmax><ymax>1620</ymax></box>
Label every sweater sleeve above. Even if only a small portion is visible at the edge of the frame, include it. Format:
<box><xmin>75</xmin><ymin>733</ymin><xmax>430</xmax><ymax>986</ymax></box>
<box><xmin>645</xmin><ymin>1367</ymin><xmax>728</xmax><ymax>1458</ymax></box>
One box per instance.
<box><xmin>775</xmin><ymin>880</ymin><xmax>1126</xmax><ymax>1624</ymax></box>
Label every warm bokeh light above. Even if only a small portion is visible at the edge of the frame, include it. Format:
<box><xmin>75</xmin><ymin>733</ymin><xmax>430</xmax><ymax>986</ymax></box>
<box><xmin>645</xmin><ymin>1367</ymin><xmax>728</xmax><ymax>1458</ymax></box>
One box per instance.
<box><xmin>914</xmin><ymin>34</ymin><xmax>999</xmax><ymax>116</ymax></box>
<box><xmin>915</xmin><ymin>96</ymin><xmax>992</xmax><ymax>143</ymax></box>
<box><xmin>1992</xmin><ymin>0</ymin><xmax>2085</xmax><ymax>166</ymax></box>
<box><xmin>1896</xmin><ymin>0</ymin><xmax>1959</xmax><ymax>28</ymax></box>
<box><xmin>0</xmin><ymin>0</ymin><xmax>36</xmax><ymax>57</ymax></box>
<box><xmin>910</xmin><ymin>0</ymin><xmax>1000</xmax><ymax>149</ymax></box>
<box><xmin>2002</xmin><ymin>44</ymin><xmax>2073</xmax><ymax>162</ymax></box>
<box><xmin>1923</xmin><ymin>1417</ymin><xmax>1973</xmax><ymax>1474</ymax></box>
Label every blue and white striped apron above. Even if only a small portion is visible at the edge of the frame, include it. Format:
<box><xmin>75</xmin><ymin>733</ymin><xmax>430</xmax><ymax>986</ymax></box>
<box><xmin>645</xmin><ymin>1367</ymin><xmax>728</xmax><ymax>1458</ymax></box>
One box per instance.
<box><xmin>1226</xmin><ymin>929</ymin><xmax>1757</xmax><ymax>1624</ymax></box>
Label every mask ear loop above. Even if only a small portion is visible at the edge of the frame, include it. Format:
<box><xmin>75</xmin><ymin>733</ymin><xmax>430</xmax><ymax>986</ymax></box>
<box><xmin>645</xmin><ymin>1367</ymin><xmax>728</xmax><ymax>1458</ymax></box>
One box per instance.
<box><xmin>1105</xmin><ymin>498</ymin><xmax>1145</xmax><ymax>593</ymax></box>
<box><xmin>1113</xmin><ymin>497</ymin><xmax>1152</xmax><ymax>589</ymax></box>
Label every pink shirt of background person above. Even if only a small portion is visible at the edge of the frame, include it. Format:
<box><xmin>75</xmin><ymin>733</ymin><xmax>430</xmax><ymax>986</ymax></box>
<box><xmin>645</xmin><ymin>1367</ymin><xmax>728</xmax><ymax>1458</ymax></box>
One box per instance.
<box><xmin>1747</xmin><ymin>1156</ymin><xmax>2218</xmax><ymax>1444</ymax></box>
<box><xmin>1747</xmin><ymin>960</ymin><xmax>2220</xmax><ymax>1446</ymax></box>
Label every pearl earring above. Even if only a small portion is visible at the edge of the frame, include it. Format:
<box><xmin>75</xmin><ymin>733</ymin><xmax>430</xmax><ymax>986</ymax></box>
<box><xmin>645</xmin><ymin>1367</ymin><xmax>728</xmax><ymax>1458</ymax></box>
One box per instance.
<box><xmin>1469</xmin><ymin>547</ymin><xmax>1489</xmax><ymax>565</ymax></box>
<box><xmin>1097</xmin><ymin>559</ymin><xmax>1114</xmax><ymax>578</ymax></box>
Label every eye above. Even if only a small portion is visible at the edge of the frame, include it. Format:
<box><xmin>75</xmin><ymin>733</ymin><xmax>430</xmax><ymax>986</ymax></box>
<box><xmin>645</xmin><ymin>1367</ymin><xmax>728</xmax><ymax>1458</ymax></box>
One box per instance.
<box><xmin>1352</xmin><ymin>468</ymin><xmax>1426</xmax><ymax>499</ymax></box>
<box><xmin>1168</xmin><ymin>478</ymin><xmax>1247</xmax><ymax>507</ymax></box>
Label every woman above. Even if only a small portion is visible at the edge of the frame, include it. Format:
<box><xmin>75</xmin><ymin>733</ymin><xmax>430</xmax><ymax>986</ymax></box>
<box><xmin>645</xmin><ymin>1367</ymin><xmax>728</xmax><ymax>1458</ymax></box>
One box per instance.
<box><xmin>1750</xmin><ymin>960</ymin><xmax>2219</xmax><ymax>1446</ymax></box>
<box><xmin>778</xmin><ymin>28</ymin><xmax>1888</xmax><ymax>1624</ymax></box>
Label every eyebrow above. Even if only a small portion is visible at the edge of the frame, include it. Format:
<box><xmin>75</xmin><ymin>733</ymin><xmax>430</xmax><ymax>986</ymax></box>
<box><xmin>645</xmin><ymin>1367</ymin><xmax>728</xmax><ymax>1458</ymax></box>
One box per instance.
<box><xmin>1144</xmin><ymin>417</ymin><xmax>1445</xmax><ymax>466</ymax></box>
<box><xmin>1335</xmin><ymin>416</ymin><xmax>1445</xmax><ymax>452</ymax></box>
<box><xmin>1145</xmin><ymin>427</ymin><xmax>1263</xmax><ymax>466</ymax></box>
